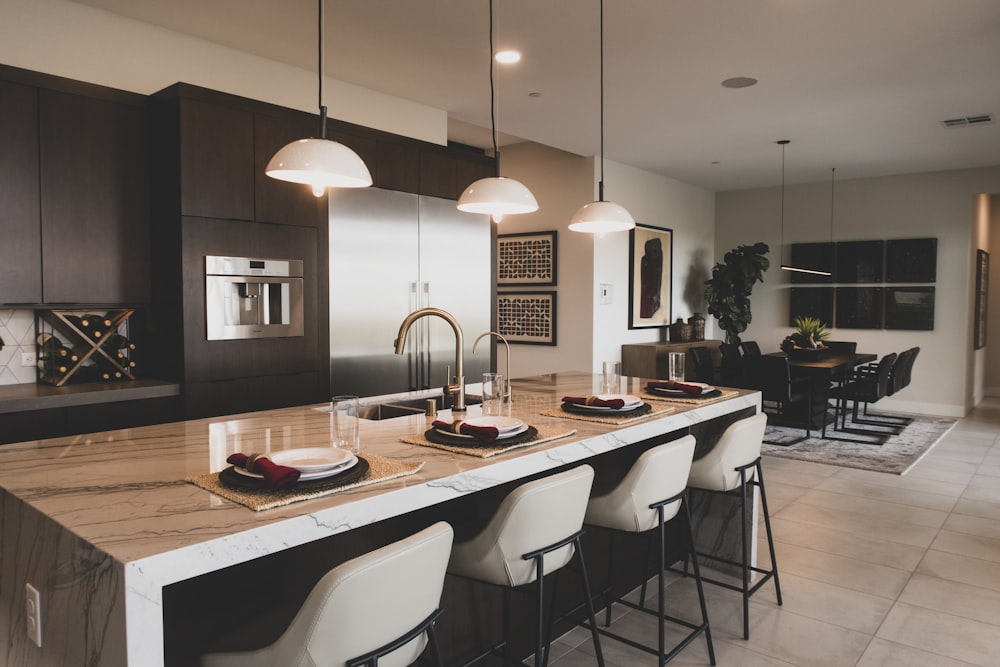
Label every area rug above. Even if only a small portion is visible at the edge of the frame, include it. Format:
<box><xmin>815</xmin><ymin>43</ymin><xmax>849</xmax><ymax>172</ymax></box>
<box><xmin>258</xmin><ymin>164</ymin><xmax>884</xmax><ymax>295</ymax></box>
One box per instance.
<box><xmin>762</xmin><ymin>410</ymin><xmax>958</xmax><ymax>475</ymax></box>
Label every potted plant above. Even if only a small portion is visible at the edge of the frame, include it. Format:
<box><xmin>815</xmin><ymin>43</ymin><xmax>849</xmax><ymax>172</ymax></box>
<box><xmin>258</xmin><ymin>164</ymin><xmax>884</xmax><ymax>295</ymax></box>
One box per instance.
<box><xmin>704</xmin><ymin>242</ymin><xmax>770</xmax><ymax>345</ymax></box>
<box><xmin>780</xmin><ymin>316</ymin><xmax>831</xmax><ymax>357</ymax></box>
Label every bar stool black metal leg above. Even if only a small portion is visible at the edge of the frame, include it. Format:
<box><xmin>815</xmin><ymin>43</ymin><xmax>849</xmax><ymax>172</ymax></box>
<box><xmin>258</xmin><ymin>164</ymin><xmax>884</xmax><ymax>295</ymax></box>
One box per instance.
<box><xmin>573</xmin><ymin>536</ymin><xmax>606</xmax><ymax>667</ymax></box>
<box><xmin>756</xmin><ymin>462</ymin><xmax>782</xmax><ymax>606</ymax></box>
<box><xmin>681</xmin><ymin>496</ymin><xmax>716</xmax><ymax>665</ymax></box>
<box><xmin>740</xmin><ymin>468</ymin><xmax>751</xmax><ymax>640</ymax></box>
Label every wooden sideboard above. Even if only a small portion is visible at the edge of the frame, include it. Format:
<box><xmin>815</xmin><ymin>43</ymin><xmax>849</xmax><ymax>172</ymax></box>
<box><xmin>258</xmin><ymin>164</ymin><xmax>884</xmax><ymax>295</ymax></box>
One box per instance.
<box><xmin>621</xmin><ymin>340</ymin><xmax>722</xmax><ymax>380</ymax></box>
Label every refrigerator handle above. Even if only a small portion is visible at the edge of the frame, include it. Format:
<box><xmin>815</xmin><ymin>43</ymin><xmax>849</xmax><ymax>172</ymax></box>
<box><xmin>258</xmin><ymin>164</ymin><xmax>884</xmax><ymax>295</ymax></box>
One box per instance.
<box><xmin>407</xmin><ymin>281</ymin><xmax>419</xmax><ymax>391</ymax></box>
<box><xmin>422</xmin><ymin>281</ymin><xmax>432</xmax><ymax>389</ymax></box>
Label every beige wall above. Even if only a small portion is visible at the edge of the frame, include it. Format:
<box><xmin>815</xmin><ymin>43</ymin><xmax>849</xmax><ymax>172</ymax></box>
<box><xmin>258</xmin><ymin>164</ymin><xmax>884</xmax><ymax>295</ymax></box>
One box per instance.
<box><xmin>0</xmin><ymin>0</ymin><xmax>444</xmax><ymax>144</ymax></box>
<box><xmin>986</xmin><ymin>195</ymin><xmax>1000</xmax><ymax>396</ymax></box>
<box><xmin>716</xmin><ymin>166</ymin><xmax>1000</xmax><ymax>417</ymax></box>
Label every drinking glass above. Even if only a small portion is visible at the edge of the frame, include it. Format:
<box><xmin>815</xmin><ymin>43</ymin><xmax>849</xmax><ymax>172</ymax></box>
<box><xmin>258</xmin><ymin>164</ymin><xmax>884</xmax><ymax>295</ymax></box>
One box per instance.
<box><xmin>482</xmin><ymin>373</ymin><xmax>504</xmax><ymax>416</ymax></box>
<box><xmin>668</xmin><ymin>352</ymin><xmax>686</xmax><ymax>382</ymax></box>
<box><xmin>331</xmin><ymin>395</ymin><xmax>360</xmax><ymax>454</ymax></box>
<box><xmin>602</xmin><ymin>361</ymin><xmax>621</xmax><ymax>394</ymax></box>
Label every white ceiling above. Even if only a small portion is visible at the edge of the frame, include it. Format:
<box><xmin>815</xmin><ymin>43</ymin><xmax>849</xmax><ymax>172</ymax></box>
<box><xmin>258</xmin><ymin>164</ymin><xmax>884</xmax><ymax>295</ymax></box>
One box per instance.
<box><xmin>72</xmin><ymin>0</ymin><xmax>1000</xmax><ymax>192</ymax></box>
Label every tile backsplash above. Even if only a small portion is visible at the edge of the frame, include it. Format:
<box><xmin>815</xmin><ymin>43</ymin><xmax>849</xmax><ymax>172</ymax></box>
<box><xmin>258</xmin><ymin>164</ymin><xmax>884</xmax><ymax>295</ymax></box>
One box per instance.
<box><xmin>0</xmin><ymin>310</ymin><xmax>38</xmax><ymax>385</ymax></box>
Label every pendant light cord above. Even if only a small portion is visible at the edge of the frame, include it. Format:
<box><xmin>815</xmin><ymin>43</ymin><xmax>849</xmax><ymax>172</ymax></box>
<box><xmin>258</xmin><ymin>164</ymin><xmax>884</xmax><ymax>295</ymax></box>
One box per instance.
<box><xmin>598</xmin><ymin>0</ymin><xmax>606</xmax><ymax>202</ymax></box>
<box><xmin>779</xmin><ymin>140</ymin><xmax>788</xmax><ymax>266</ymax></box>
<box><xmin>317</xmin><ymin>0</ymin><xmax>328</xmax><ymax>139</ymax></box>
<box><xmin>489</xmin><ymin>0</ymin><xmax>501</xmax><ymax>175</ymax></box>
<box><xmin>829</xmin><ymin>167</ymin><xmax>836</xmax><ymax>243</ymax></box>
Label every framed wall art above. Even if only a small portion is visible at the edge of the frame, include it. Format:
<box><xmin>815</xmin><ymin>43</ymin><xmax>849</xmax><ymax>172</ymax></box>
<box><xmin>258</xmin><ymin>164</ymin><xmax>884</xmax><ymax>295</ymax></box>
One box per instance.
<box><xmin>497</xmin><ymin>231</ymin><xmax>557</xmax><ymax>286</ymax></box>
<box><xmin>789</xmin><ymin>242</ymin><xmax>835</xmax><ymax>284</ymax></box>
<box><xmin>835</xmin><ymin>286</ymin><xmax>884</xmax><ymax>329</ymax></box>
<box><xmin>886</xmin><ymin>238</ymin><xmax>937</xmax><ymax>283</ymax></box>
<box><xmin>975</xmin><ymin>249</ymin><xmax>989</xmax><ymax>349</ymax></box>
<box><xmin>835</xmin><ymin>240</ymin><xmax>884</xmax><ymax>283</ymax></box>
<box><xmin>789</xmin><ymin>287</ymin><xmax>834</xmax><ymax>327</ymax></box>
<box><xmin>885</xmin><ymin>286</ymin><xmax>935</xmax><ymax>330</ymax></box>
<box><xmin>628</xmin><ymin>224</ymin><xmax>673</xmax><ymax>329</ymax></box>
<box><xmin>497</xmin><ymin>291</ymin><xmax>557</xmax><ymax>345</ymax></box>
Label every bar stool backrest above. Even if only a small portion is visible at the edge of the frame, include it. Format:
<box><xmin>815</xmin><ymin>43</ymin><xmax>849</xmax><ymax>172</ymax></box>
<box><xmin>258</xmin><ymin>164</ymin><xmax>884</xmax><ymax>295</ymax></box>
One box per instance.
<box><xmin>584</xmin><ymin>436</ymin><xmax>695</xmax><ymax>533</ymax></box>
<box><xmin>687</xmin><ymin>413</ymin><xmax>767</xmax><ymax>493</ymax></box>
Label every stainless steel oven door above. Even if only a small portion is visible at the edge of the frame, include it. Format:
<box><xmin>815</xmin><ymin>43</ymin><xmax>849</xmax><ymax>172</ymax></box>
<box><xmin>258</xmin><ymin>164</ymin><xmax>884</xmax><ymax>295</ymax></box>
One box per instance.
<box><xmin>206</xmin><ymin>275</ymin><xmax>304</xmax><ymax>340</ymax></box>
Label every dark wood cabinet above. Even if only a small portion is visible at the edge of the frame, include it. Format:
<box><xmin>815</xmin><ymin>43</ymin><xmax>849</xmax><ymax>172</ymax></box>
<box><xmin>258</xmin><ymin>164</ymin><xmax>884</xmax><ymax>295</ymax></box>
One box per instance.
<box><xmin>419</xmin><ymin>150</ymin><xmax>458</xmax><ymax>199</ymax></box>
<box><xmin>254</xmin><ymin>112</ymin><xmax>327</xmax><ymax>227</ymax></box>
<box><xmin>376</xmin><ymin>140</ymin><xmax>420</xmax><ymax>193</ymax></box>
<box><xmin>179</xmin><ymin>98</ymin><xmax>254</xmax><ymax>221</ymax></box>
<box><xmin>0</xmin><ymin>79</ymin><xmax>41</xmax><ymax>304</ymax></box>
<box><xmin>39</xmin><ymin>89</ymin><xmax>150</xmax><ymax>304</ymax></box>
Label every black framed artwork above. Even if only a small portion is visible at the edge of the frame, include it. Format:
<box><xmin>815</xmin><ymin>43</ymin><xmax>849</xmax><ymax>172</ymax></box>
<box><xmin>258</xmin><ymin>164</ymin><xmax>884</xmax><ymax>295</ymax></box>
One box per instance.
<box><xmin>975</xmin><ymin>249</ymin><xmax>989</xmax><ymax>349</ymax></box>
<box><xmin>835</xmin><ymin>240</ymin><xmax>884</xmax><ymax>283</ymax></box>
<box><xmin>789</xmin><ymin>287</ymin><xmax>834</xmax><ymax>327</ymax></box>
<box><xmin>886</xmin><ymin>238</ymin><xmax>937</xmax><ymax>283</ymax></box>
<box><xmin>628</xmin><ymin>224</ymin><xmax>673</xmax><ymax>329</ymax></box>
<box><xmin>836</xmin><ymin>287</ymin><xmax>884</xmax><ymax>329</ymax></box>
<box><xmin>789</xmin><ymin>242</ymin><xmax>835</xmax><ymax>283</ymax></box>
<box><xmin>885</xmin><ymin>287</ymin><xmax>935</xmax><ymax>330</ymax></box>
<box><xmin>497</xmin><ymin>231</ymin><xmax>557</xmax><ymax>286</ymax></box>
<box><xmin>497</xmin><ymin>291</ymin><xmax>557</xmax><ymax>345</ymax></box>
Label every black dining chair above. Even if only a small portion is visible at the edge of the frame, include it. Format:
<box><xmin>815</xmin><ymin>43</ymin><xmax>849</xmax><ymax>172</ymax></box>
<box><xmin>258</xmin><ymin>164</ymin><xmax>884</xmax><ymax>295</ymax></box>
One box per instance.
<box><xmin>824</xmin><ymin>352</ymin><xmax>897</xmax><ymax>444</ymax></box>
<box><xmin>858</xmin><ymin>347</ymin><xmax>920</xmax><ymax>428</ymax></box>
<box><xmin>744</xmin><ymin>355</ymin><xmax>812</xmax><ymax>444</ymax></box>
<box><xmin>821</xmin><ymin>341</ymin><xmax>859</xmax><ymax>387</ymax></box>
<box><xmin>689</xmin><ymin>346</ymin><xmax>716</xmax><ymax>384</ymax></box>
<box><xmin>739</xmin><ymin>341</ymin><xmax>761</xmax><ymax>357</ymax></box>
<box><xmin>719</xmin><ymin>343</ymin><xmax>745</xmax><ymax>387</ymax></box>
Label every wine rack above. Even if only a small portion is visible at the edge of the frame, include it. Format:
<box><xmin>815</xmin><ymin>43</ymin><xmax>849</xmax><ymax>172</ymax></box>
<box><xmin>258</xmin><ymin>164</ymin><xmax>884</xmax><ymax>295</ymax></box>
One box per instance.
<box><xmin>36</xmin><ymin>309</ymin><xmax>137</xmax><ymax>387</ymax></box>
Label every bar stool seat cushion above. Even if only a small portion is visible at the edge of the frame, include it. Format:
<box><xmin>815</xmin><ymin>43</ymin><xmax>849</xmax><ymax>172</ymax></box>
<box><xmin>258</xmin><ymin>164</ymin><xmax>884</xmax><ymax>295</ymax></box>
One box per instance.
<box><xmin>448</xmin><ymin>465</ymin><xmax>595</xmax><ymax>588</ymax></box>
<box><xmin>687</xmin><ymin>413</ymin><xmax>767</xmax><ymax>492</ymax></box>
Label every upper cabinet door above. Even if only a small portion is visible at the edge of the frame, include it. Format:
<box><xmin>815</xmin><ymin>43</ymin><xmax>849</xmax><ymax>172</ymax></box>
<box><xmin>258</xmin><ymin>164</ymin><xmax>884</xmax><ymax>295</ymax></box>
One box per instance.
<box><xmin>0</xmin><ymin>80</ymin><xmax>42</xmax><ymax>305</ymax></box>
<box><xmin>254</xmin><ymin>112</ymin><xmax>326</xmax><ymax>227</ymax></box>
<box><xmin>179</xmin><ymin>98</ymin><xmax>254</xmax><ymax>221</ymax></box>
<box><xmin>39</xmin><ymin>89</ymin><xmax>150</xmax><ymax>304</ymax></box>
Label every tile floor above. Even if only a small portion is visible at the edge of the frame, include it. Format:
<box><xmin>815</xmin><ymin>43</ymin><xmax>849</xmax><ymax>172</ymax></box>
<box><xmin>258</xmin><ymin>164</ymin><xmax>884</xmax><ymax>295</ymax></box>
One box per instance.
<box><xmin>547</xmin><ymin>399</ymin><xmax>1000</xmax><ymax>666</ymax></box>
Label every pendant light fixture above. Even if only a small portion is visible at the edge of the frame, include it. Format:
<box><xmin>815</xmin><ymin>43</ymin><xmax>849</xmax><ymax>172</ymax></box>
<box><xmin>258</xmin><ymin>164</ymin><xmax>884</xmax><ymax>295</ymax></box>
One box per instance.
<box><xmin>777</xmin><ymin>139</ymin><xmax>832</xmax><ymax>276</ymax></box>
<box><xmin>457</xmin><ymin>0</ymin><xmax>538</xmax><ymax>222</ymax></box>
<box><xmin>266</xmin><ymin>0</ymin><xmax>372</xmax><ymax>196</ymax></box>
<box><xmin>569</xmin><ymin>0</ymin><xmax>634</xmax><ymax>234</ymax></box>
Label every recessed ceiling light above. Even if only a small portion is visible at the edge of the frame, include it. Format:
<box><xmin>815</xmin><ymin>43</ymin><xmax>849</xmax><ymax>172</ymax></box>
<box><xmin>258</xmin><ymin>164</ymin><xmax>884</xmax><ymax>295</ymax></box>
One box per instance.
<box><xmin>495</xmin><ymin>50</ymin><xmax>521</xmax><ymax>64</ymax></box>
<box><xmin>721</xmin><ymin>77</ymin><xmax>758</xmax><ymax>89</ymax></box>
<box><xmin>528</xmin><ymin>92</ymin><xmax>542</xmax><ymax>98</ymax></box>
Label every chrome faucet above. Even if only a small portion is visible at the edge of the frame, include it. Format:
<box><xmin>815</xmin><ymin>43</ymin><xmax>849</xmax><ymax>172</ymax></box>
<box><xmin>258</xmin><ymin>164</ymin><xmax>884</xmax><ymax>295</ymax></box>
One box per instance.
<box><xmin>473</xmin><ymin>331</ymin><xmax>512</xmax><ymax>404</ymax></box>
<box><xmin>394</xmin><ymin>307</ymin><xmax>467</xmax><ymax>412</ymax></box>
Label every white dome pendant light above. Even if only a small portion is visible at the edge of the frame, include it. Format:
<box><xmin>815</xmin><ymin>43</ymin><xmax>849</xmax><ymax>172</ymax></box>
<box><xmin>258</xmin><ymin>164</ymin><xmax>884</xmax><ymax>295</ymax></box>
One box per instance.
<box><xmin>266</xmin><ymin>0</ymin><xmax>372</xmax><ymax>196</ymax></box>
<box><xmin>457</xmin><ymin>0</ymin><xmax>538</xmax><ymax>222</ymax></box>
<box><xmin>569</xmin><ymin>0</ymin><xmax>634</xmax><ymax>234</ymax></box>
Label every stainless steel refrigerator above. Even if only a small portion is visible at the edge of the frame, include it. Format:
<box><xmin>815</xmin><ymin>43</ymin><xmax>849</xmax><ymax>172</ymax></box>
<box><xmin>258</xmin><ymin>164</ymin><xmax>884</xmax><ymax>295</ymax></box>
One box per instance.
<box><xmin>328</xmin><ymin>188</ymin><xmax>492</xmax><ymax>398</ymax></box>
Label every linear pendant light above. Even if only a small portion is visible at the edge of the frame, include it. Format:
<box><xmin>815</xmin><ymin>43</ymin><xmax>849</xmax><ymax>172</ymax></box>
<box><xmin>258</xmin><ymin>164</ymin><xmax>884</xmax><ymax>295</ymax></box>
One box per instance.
<box><xmin>457</xmin><ymin>0</ymin><xmax>538</xmax><ymax>222</ymax></box>
<box><xmin>266</xmin><ymin>0</ymin><xmax>372</xmax><ymax>196</ymax></box>
<box><xmin>569</xmin><ymin>0</ymin><xmax>634</xmax><ymax>234</ymax></box>
<box><xmin>777</xmin><ymin>139</ymin><xmax>832</xmax><ymax>276</ymax></box>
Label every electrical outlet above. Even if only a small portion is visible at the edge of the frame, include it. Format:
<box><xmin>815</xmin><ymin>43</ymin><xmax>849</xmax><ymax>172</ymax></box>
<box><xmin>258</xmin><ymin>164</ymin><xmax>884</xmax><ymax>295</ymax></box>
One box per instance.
<box><xmin>25</xmin><ymin>583</ymin><xmax>42</xmax><ymax>647</ymax></box>
<box><xmin>21</xmin><ymin>352</ymin><xmax>37</xmax><ymax>367</ymax></box>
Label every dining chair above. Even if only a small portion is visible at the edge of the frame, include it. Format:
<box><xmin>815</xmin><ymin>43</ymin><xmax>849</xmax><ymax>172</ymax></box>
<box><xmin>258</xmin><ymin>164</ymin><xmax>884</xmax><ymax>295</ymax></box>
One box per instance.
<box><xmin>744</xmin><ymin>355</ymin><xmax>812</xmax><ymax>444</ymax></box>
<box><xmin>447</xmin><ymin>465</ymin><xmax>604</xmax><ymax>667</ymax></box>
<box><xmin>200</xmin><ymin>521</ymin><xmax>454</xmax><ymax>667</ymax></box>
<box><xmin>689</xmin><ymin>346</ymin><xmax>715</xmax><ymax>384</ymax></box>
<box><xmin>739</xmin><ymin>341</ymin><xmax>761</xmax><ymax>357</ymax></box>
<box><xmin>824</xmin><ymin>352</ymin><xmax>897</xmax><ymax>444</ymax></box>
<box><xmin>858</xmin><ymin>347</ymin><xmax>919</xmax><ymax>428</ymax></box>
<box><xmin>685</xmin><ymin>413</ymin><xmax>781</xmax><ymax>641</ymax></box>
<box><xmin>584</xmin><ymin>436</ymin><xmax>715</xmax><ymax>665</ymax></box>
<box><xmin>719</xmin><ymin>343</ymin><xmax>745</xmax><ymax>387</ymax></box>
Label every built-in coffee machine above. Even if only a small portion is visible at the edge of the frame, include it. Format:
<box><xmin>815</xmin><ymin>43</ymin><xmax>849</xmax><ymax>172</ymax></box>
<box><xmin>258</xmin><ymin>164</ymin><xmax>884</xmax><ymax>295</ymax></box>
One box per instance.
<box><xmin>205</xmin><ymin>255</ymin><xmax>304</xmax><ymax>340</ymax></box>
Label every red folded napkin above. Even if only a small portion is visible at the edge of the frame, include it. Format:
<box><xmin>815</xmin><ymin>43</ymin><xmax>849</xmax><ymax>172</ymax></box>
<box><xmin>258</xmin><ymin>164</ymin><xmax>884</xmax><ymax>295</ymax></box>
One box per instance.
<box><xmin>227</xmin><ymin>453</ymin><xmax>301</xmax><ymax>489</ymax></box>
<box><xmin>432</xmin><ymin>419</ymin><xmax>500</xmax><ymax>443</ymax></box>
<box><xmin>562</xmin><ymin>395</ymin><xmax>626</xmax><ymax>409</ymax></box>
<box><xmin>646</xmin><ymin>380</ymin><xmax>705</xmax><ymax>396</ymax></box>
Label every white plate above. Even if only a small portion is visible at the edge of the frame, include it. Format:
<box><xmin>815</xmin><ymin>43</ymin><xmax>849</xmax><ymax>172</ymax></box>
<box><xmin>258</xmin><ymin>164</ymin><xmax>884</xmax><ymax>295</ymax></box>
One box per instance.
<box><xmin>464</xmin><ymin>416</ymin><xmax>525</xmax><ymax>433</ymax></box>
<box><xmin>435</xmin><ymin>422</ymin><xmax>530</xmax><ymax>440</ymax></box>
<box><xmin>650</xmin><ymin>382</ymin><xmax>714</xmax><ymax>396</ymax></box>
<box><xmin>571</xmin><ymin>395</ymin><xmax>643</xmax><ymax>411</ymax></box>
<box><xmin>233</xmin><ymin>454</ymin><xmax>358</xmax><ymax>481</ymax></box>
<box><xmin>268</xmin><ymin>447</ymin><xmax>354</xmax><ymax>472</ymax></box>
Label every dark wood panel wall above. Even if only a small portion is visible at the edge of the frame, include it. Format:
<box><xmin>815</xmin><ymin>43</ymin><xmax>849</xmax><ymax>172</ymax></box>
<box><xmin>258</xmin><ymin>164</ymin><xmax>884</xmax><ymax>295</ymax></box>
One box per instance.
<box><xmin>0</xmin><ymin>63</ymin><xmax>495</xmax><ymax>426</ymax></box>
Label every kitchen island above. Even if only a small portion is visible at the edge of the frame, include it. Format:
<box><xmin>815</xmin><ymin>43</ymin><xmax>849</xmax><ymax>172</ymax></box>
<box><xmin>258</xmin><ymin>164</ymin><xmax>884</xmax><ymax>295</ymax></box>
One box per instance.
<box><xmin>0</xmin><ymin>371</ymin><xmax>759</xmax><ymax>666</ymax></box>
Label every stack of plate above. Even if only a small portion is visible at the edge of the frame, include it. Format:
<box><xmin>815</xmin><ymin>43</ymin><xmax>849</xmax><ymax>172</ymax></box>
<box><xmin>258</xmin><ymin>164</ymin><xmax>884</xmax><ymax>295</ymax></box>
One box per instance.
<box><xmin>233</xmin><ymin>447</ymin><xmax>359</xmax><ymax>481</ymax></box>
<box><xmin>568</xmin><ymin>395</ymin><xmax>644</xmax><ymax>413</ymax></box>
<box><xmin>646</xmin><ymin>382</ymin><xmax>715</xmax><ymax>397</ymax></box>
<box><xmin>434</xmin><ymin>416</ymin><xmax>528</xmax><ymax>440</ymax></box>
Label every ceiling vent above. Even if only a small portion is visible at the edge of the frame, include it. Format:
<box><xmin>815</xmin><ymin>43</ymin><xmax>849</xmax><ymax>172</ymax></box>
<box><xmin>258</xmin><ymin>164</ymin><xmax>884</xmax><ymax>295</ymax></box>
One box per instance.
<box><xmin>940</xmin><ymin>113</ymin><xmax>995</xmax><ymax>128</ymax></box>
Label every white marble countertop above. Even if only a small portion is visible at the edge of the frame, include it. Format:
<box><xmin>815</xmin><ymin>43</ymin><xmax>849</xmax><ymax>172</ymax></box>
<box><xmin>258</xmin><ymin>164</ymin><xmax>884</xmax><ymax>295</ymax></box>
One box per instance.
<box><xmin>0</xmin><ymin>371</ymin><xmax>758</xmax><ymax>666</ymax></box>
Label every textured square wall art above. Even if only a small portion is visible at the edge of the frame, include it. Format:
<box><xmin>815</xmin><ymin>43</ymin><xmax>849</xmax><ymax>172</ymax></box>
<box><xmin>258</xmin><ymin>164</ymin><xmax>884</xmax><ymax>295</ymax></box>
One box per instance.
<box><xmin>497</xmin><ymin>291</ymin><xmax>557</xmax><ymax>345</ymax></box>
<box><xmin>497</xmin><ymin>232</ymin><xmax>557</xmax><ymax>286</ymax></box>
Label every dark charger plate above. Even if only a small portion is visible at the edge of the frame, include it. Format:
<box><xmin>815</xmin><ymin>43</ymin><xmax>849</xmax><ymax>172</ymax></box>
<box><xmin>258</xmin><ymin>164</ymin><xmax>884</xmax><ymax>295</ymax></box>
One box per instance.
<box><xmin>645</xmin><ymin>386</ymin><xmax>723</xmax><ymax>400</ymax></box>
<box><xmin>561</xmin><ymin>402</ymin><xmax>652</xmax><ymax>417</ymax></box>
<box><xmin>219</xmin><ymin>457</ymin><xmax>370</xmax><ymax>491</ymax></box>
<box><xmin>424</xmin><ymin>426</ymin><xmax>539</xmax><ymax>448</ymax></box>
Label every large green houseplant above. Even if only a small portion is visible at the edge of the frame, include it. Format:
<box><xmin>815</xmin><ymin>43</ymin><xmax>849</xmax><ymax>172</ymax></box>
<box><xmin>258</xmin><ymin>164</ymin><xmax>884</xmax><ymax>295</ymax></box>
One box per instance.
<box><xmin>704</xmin><ymin>242</ymin><xmax>770</xmax><ymax>345</ymax></box>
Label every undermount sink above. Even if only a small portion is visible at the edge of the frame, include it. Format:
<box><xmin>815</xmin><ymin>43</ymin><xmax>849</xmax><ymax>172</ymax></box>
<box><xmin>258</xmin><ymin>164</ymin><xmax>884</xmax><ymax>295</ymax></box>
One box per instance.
<box><xmin>358</xmin><ymin>393</ymin><xmax>482</xmax><ymax>421</ymax></box>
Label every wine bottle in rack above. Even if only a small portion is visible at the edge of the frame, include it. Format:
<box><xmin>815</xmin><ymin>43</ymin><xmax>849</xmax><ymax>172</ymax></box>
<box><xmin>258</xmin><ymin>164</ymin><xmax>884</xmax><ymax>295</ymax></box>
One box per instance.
<box><xmin>102</xmin><ymin>333</ymin><xmax>136</xmax><ymax>351</ymax></box>
<box><xmin>82</xmin><ymin>314</ymin><xmax>111</xmax><ymax>339</ymax></box>
<box><xmin>37</xmin><ymin>332</ymin><xmax>61</xmax><ymax>354</ymax></box>
<box><xmin>38</xmin><ymin>359</ymin><xmax>69</xmax><ymax>376</ymax></box>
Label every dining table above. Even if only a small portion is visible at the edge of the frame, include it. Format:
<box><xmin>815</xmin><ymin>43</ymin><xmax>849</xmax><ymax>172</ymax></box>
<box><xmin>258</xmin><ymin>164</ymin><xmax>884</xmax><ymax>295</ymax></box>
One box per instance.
<box><xmin>765</xmin><ymin>350</ymin><xmax>878</xmax><ymax>429</ymax></box>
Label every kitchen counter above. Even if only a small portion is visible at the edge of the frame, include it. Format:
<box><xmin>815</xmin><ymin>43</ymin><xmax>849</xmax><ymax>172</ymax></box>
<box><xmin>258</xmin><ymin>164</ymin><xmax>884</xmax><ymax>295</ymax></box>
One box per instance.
<box><xmin>0</xmin><ymin>371</ymin><xmax>758</xmax><ymax>666</ymax></box>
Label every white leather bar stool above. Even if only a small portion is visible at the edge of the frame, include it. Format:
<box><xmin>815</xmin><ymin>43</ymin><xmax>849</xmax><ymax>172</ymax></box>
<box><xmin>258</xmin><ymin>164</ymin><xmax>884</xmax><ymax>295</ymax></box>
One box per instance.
<box><xmin>584</xmin><ymin>435</ymin><xmax>715</xmax><ymax>665</ymax></box>
<box><xmin>447</xmin><ymin>465</ymin><xmax>604</xmax><ymax>667</ymax></box>
<box><xmin>686</xmin><ymin>412</ymin><xmax>782</xmax><ymax>640</ymax></box>
<box><xmin>200</xmin><ymin>521</ymin><xmax>453</xmax><ymax>667</ymax></box>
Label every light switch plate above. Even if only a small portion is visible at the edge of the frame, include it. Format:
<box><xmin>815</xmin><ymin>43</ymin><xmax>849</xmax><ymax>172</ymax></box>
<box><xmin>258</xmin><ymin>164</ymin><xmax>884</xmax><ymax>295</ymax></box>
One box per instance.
<box><xmin>599</xmin><ymin>284</ymin><xmax>613</xmax><ymax>305</ymax></box>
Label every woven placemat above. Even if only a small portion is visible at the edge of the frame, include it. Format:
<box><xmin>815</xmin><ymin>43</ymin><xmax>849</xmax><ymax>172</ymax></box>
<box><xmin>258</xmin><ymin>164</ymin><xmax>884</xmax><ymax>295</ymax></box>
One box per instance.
<box><xmin>539</xmin><ymin>402</ymin><xmax>675</xmax><ymax>425</ymax></box>
<box><xmin>641</xmin><ymin>388</ymin><xmax>740</xmax><ymax>405</ymax></box>
<box><xmin>187</xmin><ymin>453</ymin><xmax>424</xmax><ymax>511</ymax></box>
<box><xmin>400</xmin><ymin>425</ymin><xmax>577</xmax><ymax>458</ymax></box>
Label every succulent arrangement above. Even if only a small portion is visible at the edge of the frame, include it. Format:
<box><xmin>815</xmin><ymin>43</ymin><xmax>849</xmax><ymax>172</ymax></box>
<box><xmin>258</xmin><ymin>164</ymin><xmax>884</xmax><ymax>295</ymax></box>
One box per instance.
<box><xmin>781</xmin><ymin>316</ymin><xmax>830</xmax><ymax>353</ymax></box>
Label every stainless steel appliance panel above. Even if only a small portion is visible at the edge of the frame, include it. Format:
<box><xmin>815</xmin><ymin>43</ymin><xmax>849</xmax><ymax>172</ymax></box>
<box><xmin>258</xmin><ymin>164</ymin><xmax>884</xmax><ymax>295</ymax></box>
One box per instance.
<box><xmin>328</xmin><ymin>188</ymin><xmax>491</xmax><ymax>397</ymax></box>
<box><xmin>205</xmin><ymin>255</ymin><xmax>304</xmax><ymax>340</ymax></box>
